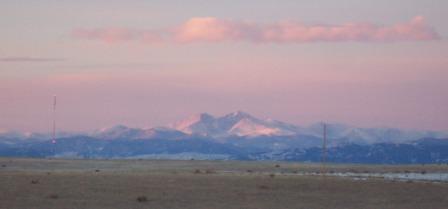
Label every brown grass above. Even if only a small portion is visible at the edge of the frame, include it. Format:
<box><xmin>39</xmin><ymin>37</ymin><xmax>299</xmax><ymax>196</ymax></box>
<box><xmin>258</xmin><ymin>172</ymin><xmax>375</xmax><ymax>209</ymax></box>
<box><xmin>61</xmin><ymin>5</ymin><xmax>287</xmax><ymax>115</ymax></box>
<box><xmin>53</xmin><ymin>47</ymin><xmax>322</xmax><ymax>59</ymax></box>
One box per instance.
<box><xmin>0</xmin><ymin>158</ymin><xmax>448</xmax><ymax>209</ymax></box>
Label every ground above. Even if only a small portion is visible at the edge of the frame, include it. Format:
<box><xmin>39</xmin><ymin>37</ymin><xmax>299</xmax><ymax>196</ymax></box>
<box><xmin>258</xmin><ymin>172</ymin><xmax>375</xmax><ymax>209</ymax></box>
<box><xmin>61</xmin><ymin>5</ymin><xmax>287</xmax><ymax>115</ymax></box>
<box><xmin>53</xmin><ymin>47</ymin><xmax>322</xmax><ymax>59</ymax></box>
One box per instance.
<box><xmin>1</xmin><ymin>158</ymin><xmax>448</xmax><ymax>209</ymax></box>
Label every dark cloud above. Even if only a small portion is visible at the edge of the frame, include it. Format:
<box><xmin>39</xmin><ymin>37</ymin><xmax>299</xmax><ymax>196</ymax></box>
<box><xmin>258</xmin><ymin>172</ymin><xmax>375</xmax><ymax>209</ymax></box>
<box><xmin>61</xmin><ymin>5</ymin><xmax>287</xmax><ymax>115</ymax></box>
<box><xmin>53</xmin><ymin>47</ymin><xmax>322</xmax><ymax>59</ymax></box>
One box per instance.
<box><xmin>0</xmin><ymin>57</ymin><xmax>64</xmax><ymax>62</ymax></box>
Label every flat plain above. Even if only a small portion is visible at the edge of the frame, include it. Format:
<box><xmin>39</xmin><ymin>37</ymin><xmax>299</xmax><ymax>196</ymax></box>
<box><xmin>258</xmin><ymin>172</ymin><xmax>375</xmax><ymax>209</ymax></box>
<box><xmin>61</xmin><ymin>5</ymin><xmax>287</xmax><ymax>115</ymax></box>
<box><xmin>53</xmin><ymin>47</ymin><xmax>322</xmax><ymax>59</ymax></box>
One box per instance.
<box><xmin>1</xmin><ymin>158</ymin><xmax>448</xmax><ymax>209</ymax></box>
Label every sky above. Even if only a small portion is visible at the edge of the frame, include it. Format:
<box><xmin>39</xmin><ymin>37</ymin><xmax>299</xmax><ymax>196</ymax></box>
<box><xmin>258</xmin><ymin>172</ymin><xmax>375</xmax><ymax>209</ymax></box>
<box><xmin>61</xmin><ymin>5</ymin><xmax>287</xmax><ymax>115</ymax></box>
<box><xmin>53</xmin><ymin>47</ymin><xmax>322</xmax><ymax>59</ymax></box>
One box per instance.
<box><xmin>1</xmin><ymin>0</ymin><xmax>447</xmax><ymax>132</ymax></box>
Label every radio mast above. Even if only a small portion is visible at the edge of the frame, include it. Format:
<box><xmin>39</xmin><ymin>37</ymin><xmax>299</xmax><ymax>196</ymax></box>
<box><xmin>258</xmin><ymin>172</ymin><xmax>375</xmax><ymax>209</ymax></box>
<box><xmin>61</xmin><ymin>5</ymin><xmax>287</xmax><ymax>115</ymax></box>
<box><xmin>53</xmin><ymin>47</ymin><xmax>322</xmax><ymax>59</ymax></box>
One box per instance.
<box><xmin>52</xmin><ymin>95</ymin><xmax>57</xmax><ymax>144</ymax></box>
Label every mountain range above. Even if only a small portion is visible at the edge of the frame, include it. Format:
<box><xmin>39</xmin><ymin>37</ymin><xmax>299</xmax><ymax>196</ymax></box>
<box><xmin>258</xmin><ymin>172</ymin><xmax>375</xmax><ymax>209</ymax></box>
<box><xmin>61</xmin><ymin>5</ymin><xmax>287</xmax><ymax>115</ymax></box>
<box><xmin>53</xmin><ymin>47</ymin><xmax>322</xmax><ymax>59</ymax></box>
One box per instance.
<box><xmin>1</xmin><ymin>111</ymin><xmax>447</xmax><ymax>164</ymax></box>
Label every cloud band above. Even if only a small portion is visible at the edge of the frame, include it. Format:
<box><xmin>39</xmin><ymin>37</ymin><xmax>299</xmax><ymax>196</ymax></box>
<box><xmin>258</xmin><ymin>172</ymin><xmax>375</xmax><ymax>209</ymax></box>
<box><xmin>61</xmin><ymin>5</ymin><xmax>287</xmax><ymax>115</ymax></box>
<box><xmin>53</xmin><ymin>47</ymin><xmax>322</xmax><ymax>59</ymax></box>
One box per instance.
<box><xmin>73</xmin><ymin>16</ymin><xmax>440</xmax><ymax>44</ymax></box>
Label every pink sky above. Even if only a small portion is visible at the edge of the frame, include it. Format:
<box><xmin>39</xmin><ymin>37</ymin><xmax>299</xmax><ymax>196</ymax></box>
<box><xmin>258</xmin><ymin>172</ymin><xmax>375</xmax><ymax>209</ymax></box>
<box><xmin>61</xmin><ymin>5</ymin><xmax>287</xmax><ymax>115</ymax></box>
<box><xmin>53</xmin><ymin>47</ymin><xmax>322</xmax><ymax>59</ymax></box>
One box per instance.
<box><xmin>1</xmin><ymin>0</ymin><xmax>447</xmax><ymax>132</ymax></box>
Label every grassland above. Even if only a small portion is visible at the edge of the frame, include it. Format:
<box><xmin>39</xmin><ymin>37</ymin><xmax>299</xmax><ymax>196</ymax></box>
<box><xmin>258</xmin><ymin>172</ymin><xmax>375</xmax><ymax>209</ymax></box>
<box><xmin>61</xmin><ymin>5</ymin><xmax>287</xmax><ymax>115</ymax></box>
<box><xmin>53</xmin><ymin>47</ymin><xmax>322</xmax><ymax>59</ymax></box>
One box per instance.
<box><xmin>1</xmin><ymin>158</ymin><xmax>448</xmax><ymax>209</ymax></box>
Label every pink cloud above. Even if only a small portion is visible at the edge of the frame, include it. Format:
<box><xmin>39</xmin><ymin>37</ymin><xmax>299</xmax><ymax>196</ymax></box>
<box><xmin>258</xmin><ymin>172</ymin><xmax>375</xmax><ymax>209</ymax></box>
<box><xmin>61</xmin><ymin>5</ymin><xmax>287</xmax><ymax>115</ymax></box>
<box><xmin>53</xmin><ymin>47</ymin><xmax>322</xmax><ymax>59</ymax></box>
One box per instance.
<box><xmin>73</xmin><ymin>16</ymin><xmax>439</xmax><ymax>44</ymax></box>
<box><xmin>174</xmin><ymin>17</ymin><xmax>255</xmax><ymax>42</ymax></box>
<box><xmin>177</xmin><ymin>16</ymin><xmax>439</xmax><ymax>43</ymax></box>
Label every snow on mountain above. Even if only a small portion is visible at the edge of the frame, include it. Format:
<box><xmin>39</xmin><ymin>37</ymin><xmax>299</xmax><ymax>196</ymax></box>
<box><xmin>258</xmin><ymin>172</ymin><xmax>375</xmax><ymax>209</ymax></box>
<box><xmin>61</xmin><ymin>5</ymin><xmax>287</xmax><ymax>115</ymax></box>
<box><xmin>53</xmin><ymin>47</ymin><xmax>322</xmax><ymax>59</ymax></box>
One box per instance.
<box><xmin>172</xmin><ymin>111</ymin><xmax>448</xmax><ymax>141</ymax></box>
<box><xmin>229</xmin><ymin>118</ymin><xmax>281</xmax><ymax>136</ymax></box>
<box><xmin>140</xmin><ymin>127</ymin><xmax>187</xmax><ymax>139</ymax></box>
<box><xmin>171</xmin><ymin>113</ymin><xmax>220</xmax><ymax>136</ymax></box>
<box><xmin>3</xmin><ymin>111</ymin><xmax>448</xmax><ymax>162</ymax></box>
<box><xmin>91</xmin><ymin>125</ymin><xmax>186</xmax><ymax>140</ymax></box>
<box><xmin>0</xmin><ymin>129</ymin><xmax>78</xmax><ymax>142</ymax></box>
<box><xmin>92</xmin><ymin>125</ymin><xmax>142</xmax><ymax>140</ymax></box>
<box><xmin>172</xmin><ymin>111</ymin><xmax>298</xmax><ymax>137</ymax></box>
<box><xmin>2</xmin><ymin>111</ymin><xmax>447</xmax><ymax>145</ymax></box>
<box><xmin>305</xmin><ymin>123</ymin><xmax>448</xmax><ymax>145</ymax></box>
<box><xmin>0</xmin><ymin>130</ymin><xmax>30</xmax><ymax>139</ymax></box>
<box><xmin>218</xmin><ymin>111</ymin><xmax>259</xmax><ymax>130</ymax></box>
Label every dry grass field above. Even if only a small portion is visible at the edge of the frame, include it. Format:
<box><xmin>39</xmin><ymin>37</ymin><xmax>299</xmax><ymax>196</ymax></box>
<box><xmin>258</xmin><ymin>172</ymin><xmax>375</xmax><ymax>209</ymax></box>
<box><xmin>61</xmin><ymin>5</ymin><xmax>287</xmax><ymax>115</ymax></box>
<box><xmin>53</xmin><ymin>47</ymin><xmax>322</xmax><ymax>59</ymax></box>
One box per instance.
<box><xmin>1</xmin><ymin>158</ymin><xmax>448</xmax><ymax>209</ymax></box>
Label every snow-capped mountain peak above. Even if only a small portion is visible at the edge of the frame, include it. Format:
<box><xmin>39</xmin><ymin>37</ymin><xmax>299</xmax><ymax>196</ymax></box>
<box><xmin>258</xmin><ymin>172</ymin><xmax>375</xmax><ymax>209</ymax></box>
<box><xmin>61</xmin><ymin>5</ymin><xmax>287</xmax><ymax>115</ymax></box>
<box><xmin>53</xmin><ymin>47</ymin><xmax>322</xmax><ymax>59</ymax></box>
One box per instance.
<box><xmin>223</xmin><ymin>110</ymin><xmax>254</xmax><ymax>120</ymax></box>
<box><xmin>172</xmin><ymin>111</ymin><xmax>299</xmax><ymax>137</ymax></box>
<box><xmin>2</xmin><ymin>111</ymin><xmax>448</xmax><ymax>148</ymax></box>
<box><xmin>171</xmin><ymin>113</ymin><xmax>218</xmax><ymax>136</ymax></box>
<box><xmin>229</xmin><ymin>118</ymin><xmax>282</xmax><ymax>136</ymax></box>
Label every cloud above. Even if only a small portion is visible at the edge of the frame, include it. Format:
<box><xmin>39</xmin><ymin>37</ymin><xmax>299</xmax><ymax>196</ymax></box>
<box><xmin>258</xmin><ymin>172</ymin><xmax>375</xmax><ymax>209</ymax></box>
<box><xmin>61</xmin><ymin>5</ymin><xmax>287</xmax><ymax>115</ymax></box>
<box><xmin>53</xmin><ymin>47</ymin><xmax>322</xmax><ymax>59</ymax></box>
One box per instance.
<box><xmin>0</xmin><ymin>57</ymin><xmax>64</xmax><ymax>62</ymax></box>
<box><xmin>73</xmin><ymin>16</ymin><xmax>440</xmax><ymax>44</ymax></box>
<box><xmin>174</xmin><ymin>17</ymin><xmax>253</xmax><ymax>42</ymax></box>
<box><xmin>175</xmin><ymin>16</ymin><xmax>440</xmax><ymax>43</ymax></box>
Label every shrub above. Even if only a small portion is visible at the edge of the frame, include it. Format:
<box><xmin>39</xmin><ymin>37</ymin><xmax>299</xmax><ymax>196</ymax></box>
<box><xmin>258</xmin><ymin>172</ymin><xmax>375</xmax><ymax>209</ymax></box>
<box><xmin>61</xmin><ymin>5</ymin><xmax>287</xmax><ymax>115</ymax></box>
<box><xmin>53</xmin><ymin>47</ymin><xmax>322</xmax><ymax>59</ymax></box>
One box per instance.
<box><xmin>48</xmin><ymin>194</ymin><xmax>59</xmax><ymax>199</ymax></box>
<box><xmin>136</xmin><ymin>196</ymin><xmax>148</xmax><ymax>202</ymax></box>
<box><xmin>205</xmin><ymin>169</ymin><xmax>215</xmax><ymax>174</ymax></box>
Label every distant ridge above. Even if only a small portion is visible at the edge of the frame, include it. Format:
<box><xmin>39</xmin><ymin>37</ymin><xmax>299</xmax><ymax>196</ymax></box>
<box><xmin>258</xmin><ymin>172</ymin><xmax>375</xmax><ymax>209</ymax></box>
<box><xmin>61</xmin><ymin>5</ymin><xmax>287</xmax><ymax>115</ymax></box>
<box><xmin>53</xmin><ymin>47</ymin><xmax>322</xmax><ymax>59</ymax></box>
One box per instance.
<box><xmin>2</xmin><ymin>111</ymin><xmax>447</xmax><ymax>144</ymax></box>
<box><xmin>1</xmin><ymin>111</ymin><xmax>448</xmax><ymax>163</ymax></box>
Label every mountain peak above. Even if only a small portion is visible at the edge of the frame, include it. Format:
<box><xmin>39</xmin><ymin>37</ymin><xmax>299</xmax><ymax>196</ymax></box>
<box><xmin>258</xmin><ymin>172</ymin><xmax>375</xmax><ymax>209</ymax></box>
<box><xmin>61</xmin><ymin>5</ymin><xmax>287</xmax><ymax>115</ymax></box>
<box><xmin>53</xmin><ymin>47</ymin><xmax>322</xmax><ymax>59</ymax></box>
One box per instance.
<box><xmin>227</xmin><ymin>110</ymin><xmax>252</xmax><ymax>118</ymax></box>
<box><xmin>183</xmin><ymin>112</ymin><xmax>215</xmax><ymax>122</ymax></box>
<box><xmin>110</xmin><ymin>124</ymin><xmax>129</xmax><ymax>130</ymax></box>
<box><xmin>229</xmin><ymin>118</ymin><xmax>281</xmax><ymax>136</ymax></box>
<box><xmin>171</xmin><ymin>113</ymin><xmax>217</xmax><ymax>135</ymax></box>
<box><xmin>97</xmin><ymin>124</ymin><xmax>130</xmax><ymax>131</ymax></box>
<box><xmin>92</xmin><ymin>124</ymin><xmax>138</xmax><ymax>140</ymax></box>
<box><xmin>197</xmin><ymin>112</ymin><xmax>215</xmax><ymax>120</ymax></box>
<box><xmin>222</xmin><ymin>111</ymin><xmax>258</xmax><ymax>123</ymax></box>
<box><xmin>170</xmin><ymin>111</ymin><xmax>299</xmax><ymax>137</ymax></box>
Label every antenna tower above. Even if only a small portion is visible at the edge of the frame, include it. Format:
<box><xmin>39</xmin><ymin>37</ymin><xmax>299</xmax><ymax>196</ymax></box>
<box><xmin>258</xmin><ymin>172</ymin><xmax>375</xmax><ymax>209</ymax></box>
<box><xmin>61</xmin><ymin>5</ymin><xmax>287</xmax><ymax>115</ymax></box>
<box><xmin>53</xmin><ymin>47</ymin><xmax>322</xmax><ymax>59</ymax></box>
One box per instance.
<box><xmin>52</xmin><ymin>95</ymin><xmax>57</xmax><ymax>144</ymax></box>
